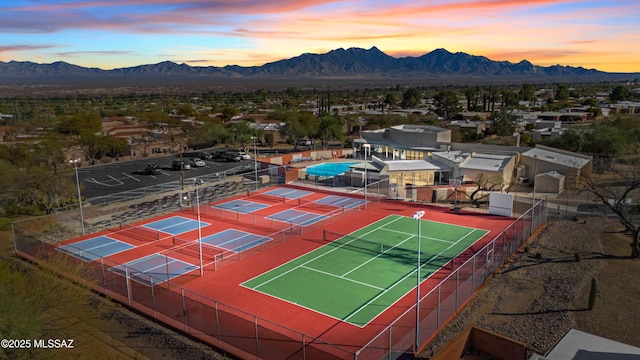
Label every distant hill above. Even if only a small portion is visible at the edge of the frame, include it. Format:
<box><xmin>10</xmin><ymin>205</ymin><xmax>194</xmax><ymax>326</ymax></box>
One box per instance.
<box><xmin>0</xmin><ymin>47</ymin><xmax>637</xmax><ymax>90</ymax></box>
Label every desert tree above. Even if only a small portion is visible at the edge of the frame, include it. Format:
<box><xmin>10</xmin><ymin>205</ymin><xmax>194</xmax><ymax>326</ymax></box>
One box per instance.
<box><xmin>579</xmin><ymin>158</ymin><xmax>640</xmax><ymax>258</ymax></box>
<box><xmin>488</xmin><ymin>108</ymin><xmax>518</xmax><ymax>138</ymax></box>
<box><xmin>401</xmin><ymin>88</ymin><xmax>422</xmax><ymax>108</ymax></box>
<box><xmin>383</xmin><ymin>93</ymin><xmax>397</xmax><ymax>110</ymax></box>
<box><xmin>433</xmin><ymin>90</ymin><xmax>461</xmax><ymax>120</ymax></box>
<box><xmin>519</xmin><ymin>83</ymin><xmax>536</xmax><ymax>102</ymax></box>
<box><xmin>465</xmin><ymin>173</ymin><xmax>505</xmax><ymax>207</ymax></box>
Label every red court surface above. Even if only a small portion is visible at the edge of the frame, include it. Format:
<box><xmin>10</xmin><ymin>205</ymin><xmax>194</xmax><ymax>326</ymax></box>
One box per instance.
<box><xmin>41</xmin><ymin>185</ymin><xmax>519</xmax><ymax>359</ymax></box>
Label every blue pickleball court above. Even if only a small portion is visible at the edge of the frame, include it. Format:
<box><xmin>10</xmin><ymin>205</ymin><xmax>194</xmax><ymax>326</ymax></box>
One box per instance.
<box><xmin>315</xmin><ymin>195</ymin><xmax>367</xmax><ymax>209</ymax></box>
<box><xmin>200</xmin><ymin>229</ymin><xmax>272</xmax><ymax>252</ymax></box>
<box><xmin>266</xmin><ymin>209</ymin><xmax>328</xmax><ymax>227</ymax></box>
<box><xmin>110</xmin><ymin>253</ymin><xmax>198</xmax><ymax>285</ymax></box>
<box><xmin>143</xmin><ymin>216</ymin><xmax>210</xmax><ymax>235</ymax></box>
<box><xmin>213</xmin><ymin>199</ymin><xmax>269</xmax><ymax>214</ymax></box>
<box><xmin>58</xmin><ymin>236</ymin><xmax>134</xmax><ymax>261</ymax></box>
<box><xmin>262</xmin><ymin>188</ymin><xmax>313</xmax><ymax>200</ymax></box>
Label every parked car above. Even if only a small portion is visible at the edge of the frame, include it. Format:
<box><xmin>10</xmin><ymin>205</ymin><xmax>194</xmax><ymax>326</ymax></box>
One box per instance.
<box><xmin>223</xmin><ymin>152</ymin><xmax>241</xmax><ymax>162</ymax></box>
<box><xmin>237</xmin><ymin>151</ymin><xmax>251</xmax><ymax>160</ymax></box>
<box><xmin>172</xmin><ymin>159</ymin><xmax>191</xmax><ymax>170</ymax></box>
<box><xmin>189</xmin><ymin>158</ymin><xmax>205</xmax><ymax>167</ymax></box>
<box><xmin>296</xmin><ymin>139</ymin><xmax>315</xmax><ymax>147</ymax></box>
<box><xmin>143</xmin><ymin>163</ymin><xmax>161</xmax><ymax>175</ymax></box>
<box><xmin>211</xmin><ymin>150</ymin><xmax>228</xmax><ymax>160</ymax></box>
<box><xmin>197</xmin><ymin>151</ymin><xmax>212</xmax><ymax>160</ymax></box>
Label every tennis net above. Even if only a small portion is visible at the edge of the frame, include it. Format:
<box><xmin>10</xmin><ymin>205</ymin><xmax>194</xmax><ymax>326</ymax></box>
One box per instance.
<box><xmin>247</xmin><ymin>191</ymin><xmax>287</xmax><ymax>203</ymax></box>
<box><xmin>296</xmin><ymin>197</ymin><xmax>341</xmax><ymax>214</ymax></box>
<box><xmin>170</xmin><ymin>236</ymin><xmax>223</xmax><ymax>262</ymax></box>
<box><xmin>116</xmin><ymin>223</ymin><xmax>161</xmax><ymax>242</ymax></box>
<box><xmin>322</xmin><ymin>229</ymin><xmax>420</xmax><ymax>261</ymax></box>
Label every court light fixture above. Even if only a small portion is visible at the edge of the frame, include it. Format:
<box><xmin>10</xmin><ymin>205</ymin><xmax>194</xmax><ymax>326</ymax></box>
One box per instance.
<box><xmin>69</xmin><ymin>158</ymin><xmax>85</xmax><ymax>235</ymax></box>
<box><xmin>252</xmin><ymin>134</ymin><xmax>258</xmax><ymax>191</ymax></box>
<box><xmin>363</xmin><ymin>144</ymin><xmax>370</xmax><ymax>209</ymax></box>
<box><xmin>194</xmin><ymin>179</ymin><xmax>203</xmax><ymax>276</ymax></box>
<box><xmin>413</xmin><ymin>210</ymin><xmax>425</xmax><ymax>352</ymax></box>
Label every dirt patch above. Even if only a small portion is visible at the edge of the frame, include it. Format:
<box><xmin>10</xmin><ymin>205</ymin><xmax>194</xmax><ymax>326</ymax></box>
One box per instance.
<box><xmin>572</xmin><ymin>222</ymin><xmax>640</xmax><ymax>348</ymax></box>
<box><xmin>421</xmin><ymin>217</ymin><xmax>640</xmax><ymax>358</ymax></box>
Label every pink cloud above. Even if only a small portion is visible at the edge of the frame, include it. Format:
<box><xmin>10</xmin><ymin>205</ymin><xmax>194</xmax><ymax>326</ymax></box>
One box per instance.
<box><xmin>0</xmin><ymin>44</ymin><xmax>56</xmax><ymax>53</ymax></box>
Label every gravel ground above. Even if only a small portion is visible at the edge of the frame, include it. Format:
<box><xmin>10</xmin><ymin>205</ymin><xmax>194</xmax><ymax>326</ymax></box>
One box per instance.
<box><xmin>419</xmin><ymin>217</ymin><xmax>616</xmax><ymax>359</ymax></box>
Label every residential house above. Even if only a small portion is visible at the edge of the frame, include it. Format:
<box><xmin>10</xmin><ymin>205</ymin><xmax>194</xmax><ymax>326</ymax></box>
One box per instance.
<box><xmin>520</xmin><ymin>145</ymin><xmax>592</xmax><ymax>190</ymax></box>
<box><xmin>357</xmin><ymin>124</ymin><xmax>451</xmax><ymax>160</ymax></box>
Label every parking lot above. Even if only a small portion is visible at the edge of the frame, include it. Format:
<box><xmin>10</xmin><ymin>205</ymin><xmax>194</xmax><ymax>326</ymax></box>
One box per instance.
<box><xmin>74</xmin><ymin>153</ymin><xmax>254</xmax><ymax>201</ymax></box>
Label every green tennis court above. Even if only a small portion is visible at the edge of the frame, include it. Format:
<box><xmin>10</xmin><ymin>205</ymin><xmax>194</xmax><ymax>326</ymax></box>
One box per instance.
<box><xmin>242</xmin><ymin>214</ymin><xmax>488</xmax><ymax>327</ymax></box>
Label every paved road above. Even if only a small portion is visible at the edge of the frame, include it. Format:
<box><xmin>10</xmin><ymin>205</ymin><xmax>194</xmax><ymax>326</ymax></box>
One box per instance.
<box><xmin>73</xmin><ymin>154</ymin><xmax>254</xmax><ymax>201</ymax></box>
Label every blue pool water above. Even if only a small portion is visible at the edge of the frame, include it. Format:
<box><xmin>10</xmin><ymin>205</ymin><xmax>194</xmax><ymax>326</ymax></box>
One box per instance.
<box><xmin>306</xmin><ymin>162</ymin><xmax>358</xmax><ymax>177</ymax></box>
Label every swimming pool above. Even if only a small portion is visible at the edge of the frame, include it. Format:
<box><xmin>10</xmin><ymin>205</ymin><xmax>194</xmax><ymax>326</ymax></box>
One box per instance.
<box><xmin>306</xmin><ymin>162</ymin><xmax>358</xmax><ymax>177</ymax></box>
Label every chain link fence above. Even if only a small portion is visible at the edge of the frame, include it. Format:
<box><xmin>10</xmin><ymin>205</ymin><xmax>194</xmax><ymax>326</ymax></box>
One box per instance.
<box><xmin>11</xmin><ymin>161</ymin><xmax>567</xmax><ymax>360</ymax></box>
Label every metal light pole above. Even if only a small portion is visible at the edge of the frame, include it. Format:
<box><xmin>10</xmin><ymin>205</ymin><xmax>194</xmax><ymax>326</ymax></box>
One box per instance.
<box><xmin>252</xmin><ymin>135</ymin><xmax>258</xmax><ymax>191</ymax></box>
<box><xmin>363</xmin><ymin>144</ymin><xmax>370</xmax><ymax>209</ymax></box>
<box><xmin>530</xmin><ymin>155</ymin><xmax>538</xmax><ymax>235</ymax></box>
<box><xmin>69</xmin><ymin>158</ymin><xmax>85</xmax><ymax>235</ymax></box>
<box><xmin>194</xmin><ymin>179</ymin><xmax>203</xmax><ymax>276</ymax></box>
<box><xmin>413</xmin><ymin>210</ymin><xmax>425</xmax><ymax>352</ymax></box>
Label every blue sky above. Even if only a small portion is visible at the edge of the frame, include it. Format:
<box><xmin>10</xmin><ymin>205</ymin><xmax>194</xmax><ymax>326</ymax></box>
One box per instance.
<box><xmin>1</xmin><ymin>0</ymin><xmax>638</xmax><ymax>72</ymax></box>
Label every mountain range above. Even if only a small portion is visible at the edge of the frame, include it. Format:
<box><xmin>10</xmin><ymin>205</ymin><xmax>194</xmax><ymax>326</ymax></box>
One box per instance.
<box><xmin>0</xmin><ymin>47</ymin><xmax>637</xmax><ymax>88</ymax></box>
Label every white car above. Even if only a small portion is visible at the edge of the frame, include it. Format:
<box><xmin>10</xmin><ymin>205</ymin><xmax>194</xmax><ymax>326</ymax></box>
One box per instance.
<box><xmin>237</xmin><ymin>151</ymin><xmax>251</xmax><ymax>160</ymax></box>
<box><xmin>189</xmin><ymin>158</ymin><xmax>206</xmax><ymax>167</ymax></box>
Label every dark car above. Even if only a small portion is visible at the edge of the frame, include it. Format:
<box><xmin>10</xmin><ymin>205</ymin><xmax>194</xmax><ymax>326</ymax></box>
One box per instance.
<box><xmin>172</xmin><ymin>159</ymin><xmax>191</xmax><ymax>170</ymax></box>
<box><xmin>143</xmin><ymin>163</ymin><xmax>161</xmax><ymax>175</ymax></box>
<box><xmin>197</xmin><ymin>151</ymin><xmax>212</xmax><ymax>160</ymax></box>
<box><xmin>211</xmin><ymin>150</ymin><xmax>229</xmax><ymax>160</ymax></box>
<box><xmin>223</xmin><ymin>151</ymin><xmax>241</xmax><ymax>162</ymax></box>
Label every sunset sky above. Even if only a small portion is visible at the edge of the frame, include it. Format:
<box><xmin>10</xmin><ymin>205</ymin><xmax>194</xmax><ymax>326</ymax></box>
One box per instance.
<box><xmin>1</xmin><ymin>0</ymin><xmax>638</xmax><ymax>73</ymax></box>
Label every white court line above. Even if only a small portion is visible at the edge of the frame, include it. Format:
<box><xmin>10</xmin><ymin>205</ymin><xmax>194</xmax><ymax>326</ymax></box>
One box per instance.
<box><xmin>344</xmin><ymin>226</ymin><xmax>483</xmax><ymax>324</ymax></box>
<box><xmin>211</xmin><ymin>231</ymin><xmax>260</xmax><ymax>247</ymax></box>
<box><xmin>300</xmin><ymin>265</ymin><xmax>385</xmax><ymax>291</ymax></box>
<box><xmin>340</xmin><ymin>233</ymin><xmax>415</xmax><ymax>278</ymax></box>
<box><xmin>148</xmin><ymin>216</ymin><xmax>199</xmax><ymax>232</ymax></box>
<box><xmin>379</xmin><ymin>226</ymin><xmax>455</xmax><ymax>244</ymax></box>
<box><xmin>274</xmin><ymin>210</ymin><xmax>321</xmax><ymax>224</ymax></box>
<box><xmin>247</xmin><ymin>215</ymin><xmax>403</xmax><ymax>291</ymax></box>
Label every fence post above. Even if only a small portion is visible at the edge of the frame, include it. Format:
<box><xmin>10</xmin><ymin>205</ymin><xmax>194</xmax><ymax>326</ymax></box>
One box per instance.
<box><xmin>215</xmin><ymin>302</ymin><xmax>221</xmax><ymax>348</ymax></box>
<box><xmin>302</xmin><ymin>334</ymin><xmax>306</xmax><ymax>360</ymax></box>
<box><xmin>151</xmin><ymin>279</ymin><xmax>156</xmax><ymax>319</ymax></box>
<box><xmin>472</xmin><ymin>256</ymin><xmax>476</xmax><ymax>291</ymax></box>
<box><xmin>254</xmin><ymin>316</ymin><xmax>260</xmax><ymax>359</ymax></box>
<box><xmin>436</xmin><ymin>286</ymin><xmax>441</xmax><ymax>328</ymax></box>
<box><xmin>388</xmin><ymin>327</ymin><xmax>392</xmax><ymax>360</ymax></box>
<box><xmin>456</xmin><ymin>269</ymin><xmax>459</xmax><ymax>309</ymax></box>
<box><xmin>10</xmin><ymin>223</ymin><xmax>17</xmax><ymax>254</ymax></box>
<box><xmin>182</xmin><ymin>288</ymin><xmax>187</xmax><ymax>332</ymax></box>
<box><xmin>125</xmin><ymin>266</ymin><xmax>132</xmax><ymax>307</ymax></box>
<box><xmin>101</xmin><ymin>258</ymin><xmax>107</xmax><ymax>292</ymax></box>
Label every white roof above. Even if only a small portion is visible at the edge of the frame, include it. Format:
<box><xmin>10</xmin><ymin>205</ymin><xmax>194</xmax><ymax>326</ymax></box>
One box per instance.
<box><xmin>546</xmin><ymin>329</ymin><xmax>640</xmax><ymax>359</ymax></box>
<box><xmin>361</xmin><ymin>138</ymin><xmax>442</xmax><ymax>151</ymax></box>
<box><xmin>390</xmin><ymin>124</ymin><xmax>447</xmax><ymax>133</ymax></box>
<box><xmin>349</xmin><ymin>161</ymin><xmax>380</xmax><ymax>171</ymax></box>
<box><xmin>433</xmin><ymin>151</ymin><xmax>467</xmax><ymax>163</ymax></box>
<box><xmin>385</xmin><ymin>159</ymin><xmax>449</xmax><ymax>172</ymax></box>
<box><xmin>523</xmin><ymin>147</ymin><xmax>590</xmax><ymax>169</ymax></box>
<box><xmin>460</xmin><ymin>154</ymin><xmax>511</xmax><ymax>172</ymax></box>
